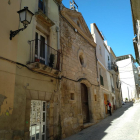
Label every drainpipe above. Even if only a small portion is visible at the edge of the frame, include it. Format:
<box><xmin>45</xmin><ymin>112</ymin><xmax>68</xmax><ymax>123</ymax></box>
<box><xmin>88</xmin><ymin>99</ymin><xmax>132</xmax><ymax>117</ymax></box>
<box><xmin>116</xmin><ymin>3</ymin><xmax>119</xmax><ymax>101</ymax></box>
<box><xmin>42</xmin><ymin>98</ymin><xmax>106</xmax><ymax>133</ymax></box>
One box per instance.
<box><xmin>56</xmin><ymin>26</ymin><xmax>60</xmax><ymax>50</ymax></box>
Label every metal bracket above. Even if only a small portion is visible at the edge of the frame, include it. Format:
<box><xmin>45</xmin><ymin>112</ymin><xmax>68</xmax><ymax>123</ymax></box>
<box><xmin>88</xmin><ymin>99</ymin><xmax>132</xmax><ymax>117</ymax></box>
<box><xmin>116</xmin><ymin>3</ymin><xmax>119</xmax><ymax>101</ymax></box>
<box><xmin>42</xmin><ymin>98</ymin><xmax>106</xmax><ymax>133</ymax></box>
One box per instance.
<box><xmin>10</xmin><ymin>26</ymin><xmax>27</xmax><ymax>40</ymax></box>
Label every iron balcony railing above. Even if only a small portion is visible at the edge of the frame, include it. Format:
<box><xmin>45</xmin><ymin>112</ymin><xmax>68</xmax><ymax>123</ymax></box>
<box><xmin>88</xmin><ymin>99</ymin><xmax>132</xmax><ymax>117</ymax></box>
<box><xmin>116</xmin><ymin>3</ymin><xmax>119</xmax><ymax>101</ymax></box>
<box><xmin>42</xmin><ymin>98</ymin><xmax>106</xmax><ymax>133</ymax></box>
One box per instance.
<box><xmin>108</xmin><ymin>62</ymin><xmax>118</xmax><ymax>72</ymax></box>
<box><xmin>29</xmin><ymin>39</ymin><xmax>61</xmax><ymax>71</ymax></box>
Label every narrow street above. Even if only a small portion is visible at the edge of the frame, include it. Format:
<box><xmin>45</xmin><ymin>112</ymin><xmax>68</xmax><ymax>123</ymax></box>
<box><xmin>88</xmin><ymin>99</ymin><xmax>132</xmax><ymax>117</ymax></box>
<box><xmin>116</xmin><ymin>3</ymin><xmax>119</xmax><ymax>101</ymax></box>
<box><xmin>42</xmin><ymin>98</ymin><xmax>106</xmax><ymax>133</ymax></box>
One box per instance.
<box><xmin>63</xmin><ymin>102</ymin><xmax>140</xmax><ymax>140</ymax></box>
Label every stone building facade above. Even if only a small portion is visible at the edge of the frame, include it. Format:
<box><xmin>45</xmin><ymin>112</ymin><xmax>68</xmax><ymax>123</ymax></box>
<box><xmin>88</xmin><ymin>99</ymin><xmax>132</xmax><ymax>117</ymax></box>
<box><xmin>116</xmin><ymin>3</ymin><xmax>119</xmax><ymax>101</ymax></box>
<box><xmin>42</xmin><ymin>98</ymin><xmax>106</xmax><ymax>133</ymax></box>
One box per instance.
<box><xmin>60</xmin><ymin>7</ymin><xmax>101</xmax><ymax>139</ymax></box>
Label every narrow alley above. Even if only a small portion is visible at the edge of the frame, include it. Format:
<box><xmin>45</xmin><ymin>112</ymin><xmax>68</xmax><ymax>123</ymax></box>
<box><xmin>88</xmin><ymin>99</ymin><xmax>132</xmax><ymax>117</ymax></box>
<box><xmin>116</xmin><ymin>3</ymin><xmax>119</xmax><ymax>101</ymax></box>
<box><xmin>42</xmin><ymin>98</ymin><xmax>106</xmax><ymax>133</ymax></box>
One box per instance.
<box><xmin>63</xmin><ymin>102</ymin><xmax>140</xmax><ymax>140</ymax></box>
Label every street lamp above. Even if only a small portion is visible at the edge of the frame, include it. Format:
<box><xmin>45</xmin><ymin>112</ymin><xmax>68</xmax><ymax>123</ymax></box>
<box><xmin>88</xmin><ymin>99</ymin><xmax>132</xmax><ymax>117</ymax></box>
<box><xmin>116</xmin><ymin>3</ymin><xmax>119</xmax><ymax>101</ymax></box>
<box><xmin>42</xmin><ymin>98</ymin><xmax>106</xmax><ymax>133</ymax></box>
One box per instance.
<box><xmin>10</xmin><ymin>7</ymin><xmax>34</xmax><ymax>40</ymax></box>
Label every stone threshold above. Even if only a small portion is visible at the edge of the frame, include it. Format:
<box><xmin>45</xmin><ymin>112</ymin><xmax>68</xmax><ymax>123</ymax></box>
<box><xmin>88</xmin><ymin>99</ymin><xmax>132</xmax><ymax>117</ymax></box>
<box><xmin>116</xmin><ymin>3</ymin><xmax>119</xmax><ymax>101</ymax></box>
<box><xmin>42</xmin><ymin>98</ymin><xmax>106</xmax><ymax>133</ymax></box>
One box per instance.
<box><xmin>83</xmin><ymin>122</ymin><xmax>95</xmax><ymax>129</ymax></box>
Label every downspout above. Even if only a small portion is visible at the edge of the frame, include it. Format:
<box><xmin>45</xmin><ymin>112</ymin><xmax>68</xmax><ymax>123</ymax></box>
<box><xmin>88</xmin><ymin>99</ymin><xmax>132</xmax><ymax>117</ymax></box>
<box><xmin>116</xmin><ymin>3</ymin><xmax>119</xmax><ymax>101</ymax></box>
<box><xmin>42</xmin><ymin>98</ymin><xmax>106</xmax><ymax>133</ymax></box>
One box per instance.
<box><xmin>56</xmin><ymin>16</ymin><xmax>62</xmax><ymax>138</ymax></box>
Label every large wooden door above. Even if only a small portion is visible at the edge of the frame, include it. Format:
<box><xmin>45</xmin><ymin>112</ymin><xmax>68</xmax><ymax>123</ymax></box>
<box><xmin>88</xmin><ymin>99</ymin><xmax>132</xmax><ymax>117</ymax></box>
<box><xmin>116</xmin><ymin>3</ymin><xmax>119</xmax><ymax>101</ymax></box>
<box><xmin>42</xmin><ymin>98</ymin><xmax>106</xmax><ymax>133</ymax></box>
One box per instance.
<box><xmin>81</xmin><ymin>83</ymin><xmax>90</xmax><ymax>123</ymax></box>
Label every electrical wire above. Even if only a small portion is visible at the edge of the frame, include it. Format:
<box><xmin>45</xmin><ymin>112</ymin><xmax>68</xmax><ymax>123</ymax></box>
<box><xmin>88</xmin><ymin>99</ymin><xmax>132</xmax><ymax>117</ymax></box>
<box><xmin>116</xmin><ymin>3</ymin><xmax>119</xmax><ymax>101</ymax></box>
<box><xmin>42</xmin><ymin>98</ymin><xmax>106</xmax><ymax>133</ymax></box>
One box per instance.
<box><xmin>120</xmin><ymin>77</ymin><xmax>134</xmax><ymax>79</ymax></box>
<box><xmin>118</xmin><ymin>62</ymin><xmax>133</xmax><ymax>68</ymax></box>
<box><xmin>119</xmin><ymin>80</ymin><xmax>136</xmax><ymax>88</ymax></box>
<box><xmin>0</xmin><ymin>56</ymin><xmax>99</xmax><ymax>86</ymax></box>
<box><xmin>0</xmin><ymin>56</ymin><xmax>60</xmax><ymax>79</ymax></box>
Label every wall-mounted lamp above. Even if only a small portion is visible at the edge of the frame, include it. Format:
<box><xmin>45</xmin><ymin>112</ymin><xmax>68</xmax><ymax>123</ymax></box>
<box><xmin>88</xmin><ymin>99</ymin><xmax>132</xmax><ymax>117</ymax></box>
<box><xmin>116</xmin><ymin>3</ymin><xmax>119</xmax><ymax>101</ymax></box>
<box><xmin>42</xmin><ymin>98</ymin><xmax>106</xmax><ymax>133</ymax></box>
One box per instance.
<box><xmin>10</xmin><ymin>7</ymin><xmax>34</xmax><ymax>40</ymax></box>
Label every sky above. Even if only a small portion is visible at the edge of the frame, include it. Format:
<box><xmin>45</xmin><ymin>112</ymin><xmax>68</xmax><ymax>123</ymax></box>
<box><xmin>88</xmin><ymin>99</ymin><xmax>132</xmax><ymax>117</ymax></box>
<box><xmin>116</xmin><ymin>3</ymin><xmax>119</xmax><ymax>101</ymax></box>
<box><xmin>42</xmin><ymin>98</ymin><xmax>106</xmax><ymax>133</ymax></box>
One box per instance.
<box><xmin>62</xmin><ymin>0</ymin><xmax>135</xmax><ymax>59</ymax></box>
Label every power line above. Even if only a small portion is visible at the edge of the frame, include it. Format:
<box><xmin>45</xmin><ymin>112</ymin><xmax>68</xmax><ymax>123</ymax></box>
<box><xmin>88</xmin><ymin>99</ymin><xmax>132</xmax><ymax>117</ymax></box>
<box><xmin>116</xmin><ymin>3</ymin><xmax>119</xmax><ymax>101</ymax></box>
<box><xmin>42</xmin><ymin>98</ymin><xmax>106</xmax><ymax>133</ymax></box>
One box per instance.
<box><xmin>119</xmin><ymin>80</ymin><xmax>136</xmax><ymax>88</ymax></box>
<box><xmin>120</xmin><ymin>77</ymin><xmax>134</xmax><ymax>79</ymax></box>
<box><xmin>117</xmin><ymin>62</ymin><xmax>132</xmax><ymax>68</ymax></box>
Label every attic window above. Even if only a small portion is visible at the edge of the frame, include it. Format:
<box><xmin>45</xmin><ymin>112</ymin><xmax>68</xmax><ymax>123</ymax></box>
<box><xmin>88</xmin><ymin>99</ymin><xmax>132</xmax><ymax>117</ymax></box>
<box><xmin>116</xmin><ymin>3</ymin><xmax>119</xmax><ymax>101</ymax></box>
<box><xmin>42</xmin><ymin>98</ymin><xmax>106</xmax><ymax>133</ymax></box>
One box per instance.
<box><xmin>77</xmin><ymin>21</ymin><xmax>80</xmax><ymax>27</ymax></box>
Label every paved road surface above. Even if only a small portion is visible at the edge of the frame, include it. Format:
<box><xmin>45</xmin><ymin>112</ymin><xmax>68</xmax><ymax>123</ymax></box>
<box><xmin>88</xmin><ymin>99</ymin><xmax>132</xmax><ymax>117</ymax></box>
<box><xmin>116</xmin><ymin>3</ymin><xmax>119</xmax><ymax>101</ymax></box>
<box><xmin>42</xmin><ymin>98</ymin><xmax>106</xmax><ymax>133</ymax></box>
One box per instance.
<box><xmin>63</xmin><ymin>102</ymin><xmax>140</xmax><ymax>140</ymax></box>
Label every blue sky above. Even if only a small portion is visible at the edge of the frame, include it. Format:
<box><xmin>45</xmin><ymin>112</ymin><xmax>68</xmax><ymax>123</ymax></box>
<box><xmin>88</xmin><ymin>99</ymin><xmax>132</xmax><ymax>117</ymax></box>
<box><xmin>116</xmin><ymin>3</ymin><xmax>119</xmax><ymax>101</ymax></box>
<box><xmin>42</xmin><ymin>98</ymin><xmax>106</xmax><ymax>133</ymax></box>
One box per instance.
<box><xmin>62</xmin><ymin>0</ymin><xmax>135</xmax><ymax>59</ymax></box>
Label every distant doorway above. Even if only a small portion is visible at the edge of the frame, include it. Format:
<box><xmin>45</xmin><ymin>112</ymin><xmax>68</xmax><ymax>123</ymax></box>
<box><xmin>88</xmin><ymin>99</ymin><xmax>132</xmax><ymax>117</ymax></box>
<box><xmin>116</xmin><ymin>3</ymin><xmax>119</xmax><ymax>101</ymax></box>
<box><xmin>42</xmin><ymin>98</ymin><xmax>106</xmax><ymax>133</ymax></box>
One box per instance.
<box><xmin>104</xmin><ymin>94</ymin><xmax>108</xmax><ymax>114</ymax></box>
<box><xmin>81</xmin><ymin>83</ymin><xmax>90</xmax><ymax>123</ymax></box>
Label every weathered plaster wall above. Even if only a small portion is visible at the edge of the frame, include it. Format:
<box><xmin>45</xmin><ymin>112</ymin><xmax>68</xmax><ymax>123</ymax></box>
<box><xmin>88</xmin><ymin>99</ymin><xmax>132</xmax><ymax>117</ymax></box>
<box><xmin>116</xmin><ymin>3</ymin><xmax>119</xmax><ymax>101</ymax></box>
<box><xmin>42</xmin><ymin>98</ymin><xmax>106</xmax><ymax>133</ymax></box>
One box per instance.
<box><xmin>0</xmin><ymin>0</ymin><xmax>61</xmax><ymax>139</ymax></box>
<box><xmin>0</xmin><ymin>1</ymin><xmax>20</xmax><ymax>139</ymax></box>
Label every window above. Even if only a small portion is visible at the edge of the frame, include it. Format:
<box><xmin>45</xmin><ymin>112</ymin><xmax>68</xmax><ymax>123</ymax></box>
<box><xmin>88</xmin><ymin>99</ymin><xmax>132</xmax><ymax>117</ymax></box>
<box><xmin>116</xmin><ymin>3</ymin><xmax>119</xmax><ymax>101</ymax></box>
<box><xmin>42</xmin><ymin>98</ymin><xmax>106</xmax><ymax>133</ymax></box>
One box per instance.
<box><xmin>99</xmin><ymin>46</ymin><xmax>102</xmax><ymax>56</ymax></box>
<box><xmin>35</xmin><ymin>30</ymin><xmax>47</xmax><ymax>65</ymax></box>
<box><xmin>79</xmin><ymin>55</ymin><xmax>84</xmax><ymax>66</ymax></box>
<box><xmin>108</xmin><ymin>56</ymin><xmax>110</xmax><ymax>61</ymax></box>
<box><xmin>70</xmin><ymin>93</ymin><xmax>74</xmax><ymax>100</ymax></box>
<box><xmin>94</xmin><ymin>95</ymin><xmax>97</xmax><ymax>101</ymax></box>
<box><xmin>99</xmin><ymin>68</ymin><xmax>104</xmax><ymax>86</ymax></box>
<box><xmin>38</xmin><ymin>0</ymin><xmax>46</xmax><ymax>13</ymax></box>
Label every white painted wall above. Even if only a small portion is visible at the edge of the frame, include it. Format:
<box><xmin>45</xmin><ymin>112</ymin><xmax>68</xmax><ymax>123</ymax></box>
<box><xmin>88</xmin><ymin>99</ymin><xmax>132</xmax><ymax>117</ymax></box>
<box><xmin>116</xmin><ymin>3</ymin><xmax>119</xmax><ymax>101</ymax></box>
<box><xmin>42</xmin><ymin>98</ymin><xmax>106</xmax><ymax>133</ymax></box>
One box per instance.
<box><xmin>117</xmin><ymin>57</ymin><xmax>138</xmax><ymax>100</ymax></box>
<box><xmin>91</xmin><ymin>23</ymin><xmax>106</xmax><ymax>67</ymax></box>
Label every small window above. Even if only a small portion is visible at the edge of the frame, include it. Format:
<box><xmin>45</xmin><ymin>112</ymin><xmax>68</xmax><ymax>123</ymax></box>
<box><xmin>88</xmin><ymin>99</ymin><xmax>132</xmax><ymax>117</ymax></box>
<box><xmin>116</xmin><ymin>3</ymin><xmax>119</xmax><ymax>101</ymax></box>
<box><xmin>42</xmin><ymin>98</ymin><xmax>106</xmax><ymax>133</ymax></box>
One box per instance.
<box><xmin>70</xmin><ymin>93</ymin><xmax>74</xmax><ymax>100</ymax></box>
<box><xmin>94</xmin><ymin>95</ymin><xmax>97</xmax><ymax>101</ymax></box>
<box><xmin>79</xmin><ymin>55</ymin><xmax>84</xmax><ymax>66</ymax></box>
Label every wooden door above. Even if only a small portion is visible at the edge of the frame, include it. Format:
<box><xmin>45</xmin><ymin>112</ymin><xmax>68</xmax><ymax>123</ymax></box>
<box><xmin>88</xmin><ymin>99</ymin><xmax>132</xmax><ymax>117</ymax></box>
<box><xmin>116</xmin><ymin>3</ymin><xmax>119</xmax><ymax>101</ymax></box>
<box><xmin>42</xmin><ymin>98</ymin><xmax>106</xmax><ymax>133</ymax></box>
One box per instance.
<box><xmin>104</xmin><ymin>94</ymin><xmax>107</xmax><ymax>114</ymax></box>
<box><xmin>81</xmin><ymin>83</ymin><xmax>90</xmax><ymax>123</ymax></box>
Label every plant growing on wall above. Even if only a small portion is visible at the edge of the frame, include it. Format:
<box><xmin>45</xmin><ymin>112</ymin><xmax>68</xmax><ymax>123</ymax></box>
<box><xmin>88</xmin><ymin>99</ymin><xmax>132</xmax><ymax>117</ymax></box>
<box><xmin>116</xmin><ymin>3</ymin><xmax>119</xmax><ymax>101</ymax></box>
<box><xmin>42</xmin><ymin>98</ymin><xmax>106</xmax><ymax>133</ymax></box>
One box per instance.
<box><xmin>49</xmin><ymin>53</ymin><xmax>55</xmax><ymax>68</ymax></box>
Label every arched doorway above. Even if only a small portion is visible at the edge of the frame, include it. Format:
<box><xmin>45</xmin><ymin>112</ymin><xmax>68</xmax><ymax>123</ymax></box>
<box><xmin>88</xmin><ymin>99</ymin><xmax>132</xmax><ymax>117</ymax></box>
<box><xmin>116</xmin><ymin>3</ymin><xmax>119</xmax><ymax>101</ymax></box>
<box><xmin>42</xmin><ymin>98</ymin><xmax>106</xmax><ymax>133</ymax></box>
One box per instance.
<box><xmin>81</xmin><ymin>83</ymin><xmax>90</xmax><ymax>123</ymax></box>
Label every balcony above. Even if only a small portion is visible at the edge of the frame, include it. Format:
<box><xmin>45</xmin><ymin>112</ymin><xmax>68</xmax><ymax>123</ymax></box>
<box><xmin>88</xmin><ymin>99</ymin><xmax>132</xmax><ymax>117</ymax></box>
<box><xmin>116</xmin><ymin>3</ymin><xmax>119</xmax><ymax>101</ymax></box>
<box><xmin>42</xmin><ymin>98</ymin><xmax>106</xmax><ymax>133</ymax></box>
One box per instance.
<box><xmin>108</xmin><ymin>62</ymin><xmax>118</xmax><ymax>73</ymax></box>
<box><xmin>27</xmin><ymin>39</ymin><xmax>61</xmax><ymax>75</ymax></box>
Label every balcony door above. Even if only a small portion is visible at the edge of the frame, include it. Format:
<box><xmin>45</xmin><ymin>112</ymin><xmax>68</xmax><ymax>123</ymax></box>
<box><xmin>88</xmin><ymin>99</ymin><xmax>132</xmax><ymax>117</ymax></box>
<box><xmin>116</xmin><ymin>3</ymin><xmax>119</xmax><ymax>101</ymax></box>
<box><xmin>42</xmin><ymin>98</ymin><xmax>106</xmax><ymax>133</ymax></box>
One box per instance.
<box><xmin>35</xmin><ymin>30</ymin><xmax>48</xmax><ymax>65</ymax></box>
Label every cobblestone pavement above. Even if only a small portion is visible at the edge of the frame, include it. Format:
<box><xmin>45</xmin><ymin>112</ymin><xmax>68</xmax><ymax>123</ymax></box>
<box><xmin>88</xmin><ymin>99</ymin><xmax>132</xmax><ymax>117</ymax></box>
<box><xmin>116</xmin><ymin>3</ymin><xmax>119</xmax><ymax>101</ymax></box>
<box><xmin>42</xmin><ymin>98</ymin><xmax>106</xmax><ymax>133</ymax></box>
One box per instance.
<box><xmin>63</xmin><ymin>102</ymin><xmax>140</xmax><ymax>140</ymax></box>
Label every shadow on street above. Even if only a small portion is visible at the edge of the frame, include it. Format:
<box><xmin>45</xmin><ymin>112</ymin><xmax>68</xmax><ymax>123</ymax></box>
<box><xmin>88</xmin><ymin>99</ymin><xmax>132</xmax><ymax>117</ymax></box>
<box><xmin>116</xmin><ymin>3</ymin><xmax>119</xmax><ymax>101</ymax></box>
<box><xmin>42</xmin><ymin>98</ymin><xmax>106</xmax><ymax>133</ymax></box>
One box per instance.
<box><xmin>63</xmin><ymin>102</ymin><xmax>134</xmax><ymax>140</ymax></box>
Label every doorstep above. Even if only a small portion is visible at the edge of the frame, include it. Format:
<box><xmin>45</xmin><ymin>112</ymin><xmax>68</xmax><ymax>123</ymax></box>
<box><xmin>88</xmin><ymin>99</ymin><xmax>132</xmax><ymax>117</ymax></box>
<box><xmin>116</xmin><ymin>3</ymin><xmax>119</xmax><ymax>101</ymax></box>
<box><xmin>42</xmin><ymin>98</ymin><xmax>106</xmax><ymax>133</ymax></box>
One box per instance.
<box><xmin>83</xmin><ymin>122</ymin><xmax>95</xmax><ymax>129</ymax></box>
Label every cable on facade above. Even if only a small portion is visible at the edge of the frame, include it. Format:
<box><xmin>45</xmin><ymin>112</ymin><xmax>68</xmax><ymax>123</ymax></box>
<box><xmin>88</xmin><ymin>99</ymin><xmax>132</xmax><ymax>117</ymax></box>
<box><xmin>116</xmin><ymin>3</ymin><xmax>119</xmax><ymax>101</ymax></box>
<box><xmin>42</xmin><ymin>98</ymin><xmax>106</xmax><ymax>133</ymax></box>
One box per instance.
<box><xmin>0</xmin><ymin>56</ymin><xmax>100</xmax><ymax>86</ymax></box>
<box><xmin>119</xmin><ymin>70</ymin><xmax>136</xmax><ymax>73</ymax></box>
<box><xmin>120</xmin><ymin>77</ymin><xmax>134</xmax><ymax>79</ymax></box>
<box><xmin>118</xmin><ymin>62</ymin><xmax>133</xmax><ymax>68</ymax></box>
<box><xmin>61</xmin><ymin>76</ymin><xmax>100</xmax><ymax>87</ymax></box>
<box><xmin>0</xmin><ymin>56</ymin><xmax>60</xmax><ymax>79</ymax></box>
<box><xmin>119</xmin><ymin>80</ymin><xmax>136</xmax><ymax>88</ymax></box>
